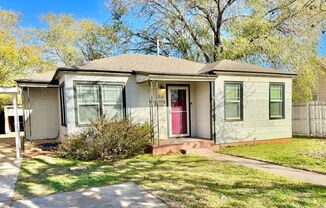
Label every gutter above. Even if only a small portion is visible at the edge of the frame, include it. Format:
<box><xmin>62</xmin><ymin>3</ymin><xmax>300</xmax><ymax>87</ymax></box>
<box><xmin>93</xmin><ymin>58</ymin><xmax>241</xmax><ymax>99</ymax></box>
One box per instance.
<box><xmin>54</xmin><ymin>67</ymin><xmax>132</xmax><ymax>80</ymax></box>
<box><xmin>213</xmin><ymin>70</ymin><xmax>297</xmax><ymax>78</ymax></box>
<box><xmin>134</xmin><ymin>70</ymin><xmax>217</xmax><ymax>77</ymax></box>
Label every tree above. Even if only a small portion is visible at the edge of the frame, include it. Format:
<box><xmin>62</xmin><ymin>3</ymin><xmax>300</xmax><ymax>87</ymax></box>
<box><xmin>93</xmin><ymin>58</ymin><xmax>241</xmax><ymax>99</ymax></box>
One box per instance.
<box><xmin>109</xmin><ymin>0</ymin><xmax>325</xmax><ymax>101</ymax></box>
<box><xmin>110</xmin><ymin>0</ymin><xmax>324</xmax><ymax>64</ymax></box>
<box><xmin>39</xmin><ymin>13</ymin><xmax>131</xmax><ymax>66</ymax></box>
<box><xmin>293</xmin><ymin>57</ymin><xmax>325</xmax><ymax>102</ymax></box>
<box><xmin>0</xmin><ymin>9</ymin><xmax>52</xmax><ymax>86</ymax></box>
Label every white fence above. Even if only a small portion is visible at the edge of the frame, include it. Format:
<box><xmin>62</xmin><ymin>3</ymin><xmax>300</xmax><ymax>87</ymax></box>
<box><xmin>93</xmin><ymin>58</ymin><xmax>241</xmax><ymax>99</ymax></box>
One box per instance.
<box><xmin>293</xmin><ymin>102</ymin><xmax>326</xmax><ymax>137</ymax></box>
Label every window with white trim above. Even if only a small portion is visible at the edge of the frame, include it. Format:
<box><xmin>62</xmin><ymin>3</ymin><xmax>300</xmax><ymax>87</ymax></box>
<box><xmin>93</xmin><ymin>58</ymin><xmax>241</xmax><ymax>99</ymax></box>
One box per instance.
<box><xmin>269</xmin><ymin>83</ymin><xmax>284</xmax><ymax>119</ymax></box>
<box><xmin>225</xmin><ymin>82</ymin><xmax>243</xmax><ymax>121</ymax></box>
<box><xmin>75</xmin><ymin>83</ymin><xmax>124</xmax><ymax>125</ymax></box>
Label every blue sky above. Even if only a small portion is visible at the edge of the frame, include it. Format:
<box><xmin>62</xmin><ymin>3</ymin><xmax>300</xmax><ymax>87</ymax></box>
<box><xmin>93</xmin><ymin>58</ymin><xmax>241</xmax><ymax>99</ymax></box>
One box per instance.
<box><xmin>1</xmin><ymin>0</ymin><xmax>325</xmax><ymax>56</ymax></box>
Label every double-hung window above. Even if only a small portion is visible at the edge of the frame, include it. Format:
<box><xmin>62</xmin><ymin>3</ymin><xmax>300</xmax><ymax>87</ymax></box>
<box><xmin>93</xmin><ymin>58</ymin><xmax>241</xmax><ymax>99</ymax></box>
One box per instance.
<box><xmin>225</xmin><ymin>82</ymin><xmax>243</xmax><ymax>121</ymax></box>
<box><xmin>75</xmin><ymin>83</ymin><xmax>124</xmax><ymax>125</ymax></box>
<box><xmin>269</xmin><ymin>83</ymin><xmax>285</xmax><ymax>119</ymax></box>
<box><xmin>101</xmin><ymin>85</ymin><xmax>124</xmax><ymax>120</ymax></box>
<box><xmin>59</xmin><ymin>84</ymin><xmax>66</xmax><ymax>126</ymax></box>
<box><xmin>76</xmin><ymin>84</ymin><xmax>101</xmax><ymax>125</ymax></box>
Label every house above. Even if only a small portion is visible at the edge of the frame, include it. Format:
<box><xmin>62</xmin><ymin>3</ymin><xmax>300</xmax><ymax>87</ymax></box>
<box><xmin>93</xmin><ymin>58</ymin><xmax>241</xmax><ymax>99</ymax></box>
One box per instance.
<box><xmin>313</xmin><ymin>76</ymin><xmax>326</xmax><ymax>101</ymax></box>
<box><xmin>16</xmin><ymin>54</ymin><xmax>296</xmax><ymax>147</ymax></box>
<box><xmin>3</xmin><ymin>105</ymin><xmax>24</xmax><ymax>134</ymax></box>
<box><xmin>312</xmin><ymin>58</ymin><xmax>326</xmax><ymax>101</ymax></box>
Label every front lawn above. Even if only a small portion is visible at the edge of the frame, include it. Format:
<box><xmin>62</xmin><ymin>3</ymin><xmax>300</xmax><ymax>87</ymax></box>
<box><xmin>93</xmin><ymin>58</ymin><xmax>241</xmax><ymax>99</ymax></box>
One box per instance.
<box><xmin>220</xmin><ymin>138</ymin><xmax>326</xmax><ymax>174</ymax></box>
<box><xmin>16</xmin><ymin>154</ymin><xmax>326</xmax><ymax>208</ymax></box>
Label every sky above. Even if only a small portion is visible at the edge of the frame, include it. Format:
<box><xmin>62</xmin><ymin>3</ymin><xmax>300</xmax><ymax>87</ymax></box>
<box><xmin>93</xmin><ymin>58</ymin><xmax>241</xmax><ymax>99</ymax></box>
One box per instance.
<box><xmin>0</xmin><ymin>0</ymin><xmax>325</xmax><ymax>56</ymax></box>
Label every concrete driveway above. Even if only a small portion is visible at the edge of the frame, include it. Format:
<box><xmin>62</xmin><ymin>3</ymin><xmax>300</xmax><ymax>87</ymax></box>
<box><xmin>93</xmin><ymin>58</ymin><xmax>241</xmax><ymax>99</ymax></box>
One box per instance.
<box><xmin>0</xmin><ymin>139</ymin><xmax>21</xmax><ymax>204</ymax></box>
<box><xmin>11</xmin><ymin>183</ymin><xmax>167</xmax><ymax>208</ymax></box>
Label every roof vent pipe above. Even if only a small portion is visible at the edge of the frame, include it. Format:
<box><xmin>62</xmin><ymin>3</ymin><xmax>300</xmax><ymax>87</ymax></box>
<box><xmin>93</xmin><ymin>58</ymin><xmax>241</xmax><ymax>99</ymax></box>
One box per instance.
<box><xmin>157</xmin><ymin>37</ymin><xmax>160</xmax><ymax>56</ymax></box>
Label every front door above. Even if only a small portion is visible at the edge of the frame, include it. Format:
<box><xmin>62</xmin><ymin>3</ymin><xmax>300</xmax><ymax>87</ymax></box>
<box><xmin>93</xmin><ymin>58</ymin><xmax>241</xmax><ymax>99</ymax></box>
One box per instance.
<box><xmin>168</xmin><ymin>86</ymin><xmax>190</xmax><ymax>137</ymax></box>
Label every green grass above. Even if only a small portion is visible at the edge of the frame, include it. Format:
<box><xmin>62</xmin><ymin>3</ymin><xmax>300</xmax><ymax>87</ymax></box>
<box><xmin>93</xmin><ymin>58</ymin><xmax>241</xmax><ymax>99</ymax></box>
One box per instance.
<box><xmin>220</xmin><ymin>138</ymin><xmax>326</xmax><ymax>174</ymax></box>
<box><xmin>16</xmin><ymin>154</ymin><xmax>326</xmax><ymax>208</ymax></box>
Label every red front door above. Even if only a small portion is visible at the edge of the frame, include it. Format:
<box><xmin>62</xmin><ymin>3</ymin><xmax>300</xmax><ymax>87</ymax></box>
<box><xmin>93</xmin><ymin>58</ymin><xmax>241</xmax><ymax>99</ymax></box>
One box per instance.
<box><xmin>168</xmin><ymin>86</ymin><xmax>189</xmax><ymax>137</ymax></box>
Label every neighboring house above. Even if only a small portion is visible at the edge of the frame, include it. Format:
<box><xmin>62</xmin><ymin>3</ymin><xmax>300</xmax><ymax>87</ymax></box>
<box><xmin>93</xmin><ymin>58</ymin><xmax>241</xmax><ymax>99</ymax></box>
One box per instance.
<box><xmin>313</xmin><ymin>76</ymin><xmax>326</xmax><ymax>101</ymax></box>
<box><xmin>312</xmin><ymin>58</ymin><xmax>326</xmax><ymax>101</ymax></box>
<box><xmin>3</xmin><ymin>105</ymin><xmax>24</xmax><ymax>134</ymax></box>
<box><xmin>16</xmin><ymin>54</ymin><xmax>296</xmax><ymax>145</ymax></box>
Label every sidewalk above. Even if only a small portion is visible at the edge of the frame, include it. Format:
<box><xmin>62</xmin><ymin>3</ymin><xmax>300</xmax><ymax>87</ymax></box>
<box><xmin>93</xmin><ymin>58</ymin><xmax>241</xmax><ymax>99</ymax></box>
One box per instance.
<box><xmin>10</xmin><ymin>183</ymin><xmax>167</xmax><ymax>208</ymax></box>
<box><xmin>0</xmin><ymin>142</ymin><xmax>21</xmax><ymax>204</ymax></box>
<box><xmin>189</xmin><ymin>148</ymin><xmax>326</xmax><ymax>186</ymax></box>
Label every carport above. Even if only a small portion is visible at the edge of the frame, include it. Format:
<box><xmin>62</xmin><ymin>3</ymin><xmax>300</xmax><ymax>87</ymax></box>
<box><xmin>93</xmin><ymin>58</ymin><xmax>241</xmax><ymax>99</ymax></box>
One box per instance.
<box><xmin>0</xmin><ymin>87</ymin><xmax>21</xmax><ymax>158</ymax></box>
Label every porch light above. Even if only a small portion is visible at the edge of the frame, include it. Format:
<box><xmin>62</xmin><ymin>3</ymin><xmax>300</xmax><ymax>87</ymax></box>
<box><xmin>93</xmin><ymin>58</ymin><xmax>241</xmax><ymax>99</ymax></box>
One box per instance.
<box><xmin>159</xmin><ymin>85</ymin><xmax>166</xmax><ymax>92</ymax></box>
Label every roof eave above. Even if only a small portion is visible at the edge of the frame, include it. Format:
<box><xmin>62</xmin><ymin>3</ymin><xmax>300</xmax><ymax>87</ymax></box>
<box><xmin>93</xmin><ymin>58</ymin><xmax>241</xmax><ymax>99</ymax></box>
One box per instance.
<box><xmin>16</xmin><ymin>80</ymin><xmax>59</xmax><ymax>88</ymax></box>
<box><xmin>135</xmin><ymin>71</ymin><xmax>217</xmax><ymax>77</ymax></box>
<box><xmin>212</xmin><ymin>70</ymin><xmax>297</xmax><ymax>78</ymax></box>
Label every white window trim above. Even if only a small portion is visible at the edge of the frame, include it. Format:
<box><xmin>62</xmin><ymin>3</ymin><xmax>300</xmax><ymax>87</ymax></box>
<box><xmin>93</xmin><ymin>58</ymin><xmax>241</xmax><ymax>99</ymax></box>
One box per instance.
<box><xmin>225</xmin><ymin>82</ymin><xmax>243</xmax><ymax>121</ymax></box>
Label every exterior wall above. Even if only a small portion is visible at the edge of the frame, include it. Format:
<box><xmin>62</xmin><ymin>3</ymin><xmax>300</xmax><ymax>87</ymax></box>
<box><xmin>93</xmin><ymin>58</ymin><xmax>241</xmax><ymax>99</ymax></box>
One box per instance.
<box><xmin>125</xmin><ymin>77</ymin><xmax>150</xmax><ymax>123</ymax></box>
<box><xmin>23</xmin><ymin>87</ymin><xmax>59</xmax><ymax>140</ymax></box>
<box><xmin>214</xmin><ymin>75</ymin><xmax>292</xmax><ymax>144</ymax></box>
<box><xmin>195</xmin><ymin>82</ymin><xmax>211</xmax><ymax>138</ymax></box>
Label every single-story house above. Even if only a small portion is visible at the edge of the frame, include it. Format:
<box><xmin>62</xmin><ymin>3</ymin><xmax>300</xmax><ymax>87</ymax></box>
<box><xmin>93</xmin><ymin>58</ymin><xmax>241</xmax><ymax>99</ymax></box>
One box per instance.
<box><xmin>16</xmin><ymin>54</ymin><xmax>296</xmax><ymax>146</ymax></box>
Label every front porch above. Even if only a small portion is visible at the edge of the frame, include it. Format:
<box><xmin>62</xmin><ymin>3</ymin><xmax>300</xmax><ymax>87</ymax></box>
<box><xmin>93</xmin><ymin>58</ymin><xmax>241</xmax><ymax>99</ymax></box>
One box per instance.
<box><xmin>139</xmin><ymin>74</ymin><xmax>216</xmax><ymax>140</ymax></box>
<box><xmin>147</xmin><ymin>138</ymin><xmax>219</xmax><ymax>155</ymax></box>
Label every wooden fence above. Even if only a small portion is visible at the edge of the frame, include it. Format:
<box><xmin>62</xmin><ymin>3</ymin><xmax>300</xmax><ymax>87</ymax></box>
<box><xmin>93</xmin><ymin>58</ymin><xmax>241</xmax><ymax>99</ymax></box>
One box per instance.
<box><xmin>292</xmin><ymin>102</ymin><xmax>326</xmax><ymax>137</ymax></box>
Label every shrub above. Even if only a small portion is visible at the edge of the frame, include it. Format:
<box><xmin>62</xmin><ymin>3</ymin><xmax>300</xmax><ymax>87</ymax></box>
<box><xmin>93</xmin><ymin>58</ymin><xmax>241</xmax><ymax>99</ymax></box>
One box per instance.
<box><xmin>58</xmin><ymin>117</ymin><xmax>151</xmax><ymax>161</ymax></box>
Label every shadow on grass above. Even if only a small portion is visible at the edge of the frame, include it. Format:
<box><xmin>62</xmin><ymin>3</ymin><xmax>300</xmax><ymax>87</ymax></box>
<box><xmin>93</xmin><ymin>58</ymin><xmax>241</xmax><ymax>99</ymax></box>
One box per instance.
<box><xmin>15</xmin><ymin>154</ymin><xmax>326</xmax><ymax>207</ymax></box>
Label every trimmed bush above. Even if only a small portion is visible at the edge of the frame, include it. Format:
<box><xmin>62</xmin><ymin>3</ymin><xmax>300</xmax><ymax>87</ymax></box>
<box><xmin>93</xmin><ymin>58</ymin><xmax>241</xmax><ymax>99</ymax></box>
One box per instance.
<box><xmin>58</xmin><ymin>117</ymin><xmax>151</xmax><ymax>161</ymax></box>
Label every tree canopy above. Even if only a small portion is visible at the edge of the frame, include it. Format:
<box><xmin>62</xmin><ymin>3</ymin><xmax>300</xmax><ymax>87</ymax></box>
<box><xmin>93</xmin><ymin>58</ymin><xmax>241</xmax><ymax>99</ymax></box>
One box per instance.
<box><xmin>39</xmin><ymin>13</ymin><xmax>130</xmax><ymax>66</ymax></box>
<box><xmin>0</xmin><ymin>9</ymin><xmax>52</xmax><ymax>86</ymax></box>
<box><xmin>109</xmin><ymin>0</ymin><xmax>325</xmax><ymax>101</ymax></box>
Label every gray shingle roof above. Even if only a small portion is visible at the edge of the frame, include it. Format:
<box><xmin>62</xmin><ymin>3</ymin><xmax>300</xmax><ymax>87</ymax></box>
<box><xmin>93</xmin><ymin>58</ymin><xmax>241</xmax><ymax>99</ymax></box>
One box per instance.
<box><xmin>16</xmin><ymin>54</ymin><xmax>296</xmax><ymax>83</ymax></box>
<box><xmin>16</xmin><ymin>70</ymin><xmax>56</xmax><ymax>83</ymax></box>
<box><xmin>200</xmin><ymin>60</ymin><xmax>296</xmax><ymax>75</ymax></box>
<box><xmin>60</xmin><ymin>54</ymin><xmax>205</xmax><ymax>75</ymax></box>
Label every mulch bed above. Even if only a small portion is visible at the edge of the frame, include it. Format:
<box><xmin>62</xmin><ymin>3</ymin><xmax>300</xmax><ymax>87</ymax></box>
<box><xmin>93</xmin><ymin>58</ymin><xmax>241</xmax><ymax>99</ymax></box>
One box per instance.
<box><xmin>23</xmin><ymin>142</ymin><xmax>59</xmax><ymax>158</ymax></box>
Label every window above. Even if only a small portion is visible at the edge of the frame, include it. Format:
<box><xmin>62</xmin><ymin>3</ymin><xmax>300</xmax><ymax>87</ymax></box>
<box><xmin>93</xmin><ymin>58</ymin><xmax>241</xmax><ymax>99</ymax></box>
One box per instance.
<box><xmin>269</xmin><ymin>83</ymin><xmax>285</xmax><ymax>119</ymax></box>
<box><xmin>225</xmin><ymin>82</ymin><xmax>243</xmax><ymax>121</ymax></box>
<box><xmin>75</xmin><ymin>82</ymin><xmax>124</xmax><ymax>125</ymax></box>
<box><xmin>312</xmin><ymin>94</ymin><xmax>319</xmax><ymax>101</ymax></box>
<box><xmin>102</xmin><ymin>85</ymin><xmax>123</xmax><ymax>119</ymax></box>
<box><xmin>59</xmin><ymin>84</ymin><xmax>66</xmax><ymax>126</ymax></box>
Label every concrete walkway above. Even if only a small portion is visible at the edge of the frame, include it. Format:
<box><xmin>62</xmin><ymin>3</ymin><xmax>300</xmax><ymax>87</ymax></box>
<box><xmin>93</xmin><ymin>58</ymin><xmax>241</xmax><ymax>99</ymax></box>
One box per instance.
<box><xmin>189</xmin><ymin>148</ymin><xmax>326</xmax><ymax>187</ymax></box>
<box><xmin>9</xmin><ymin>183</ymin><xmax>167</xmax><ymax>208</ymax></box>
<box><xmin>0</xmin><ymin>141</ymin><xmax>21</xmax><ymax>204</ymax></box>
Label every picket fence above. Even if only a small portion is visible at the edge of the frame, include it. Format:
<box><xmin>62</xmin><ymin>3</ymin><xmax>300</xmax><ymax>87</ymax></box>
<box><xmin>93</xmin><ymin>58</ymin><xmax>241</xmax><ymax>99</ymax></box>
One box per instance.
<box><xmin>292</xmin><ymin>102</ymin><xmax>326</xmax><ymax>137</ymax></box>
